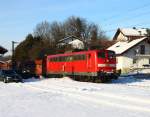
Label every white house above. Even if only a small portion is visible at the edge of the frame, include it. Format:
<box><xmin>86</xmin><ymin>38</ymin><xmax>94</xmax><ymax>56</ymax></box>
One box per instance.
<box><xmin>107</xmin><ymin>28</ymin><xmax>150</xmax><ymax>73</ymax></box>
<box><xmin>68</xmin><ymin>39</ymin><xmax>84</xmax><ymax>49</ymax></box>
<box><xmin>58</xmin><ymin>35</ymin><xmax>84</xmax><ymax>50</ymax></box>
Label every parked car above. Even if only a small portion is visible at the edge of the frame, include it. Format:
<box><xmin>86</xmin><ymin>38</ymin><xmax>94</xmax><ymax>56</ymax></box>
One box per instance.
<box><xmin>0</xmin><ymin>69</ymin><xmax>23</xmax><ymax>83</ymax></box>
<box><xmin>15</xmin><ymin>69</ymin><xmax>37</xmax><ymax>79</ymax></box>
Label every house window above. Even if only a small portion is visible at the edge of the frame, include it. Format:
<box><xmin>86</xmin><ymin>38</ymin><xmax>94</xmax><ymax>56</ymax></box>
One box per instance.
<box><xmin>134</xmin><ymin>49</ymin><xmax>139</xmax><ymax>55</ymax></box>
<box><xmin>140</xmin><ymin>45</ymin><xmax>145</xmax><ymax>54</ymax></box>
<box><xmin>133</xmin><ymin>58</ymin><xmax>136</xmax><ymax>64</ymax></box>
<box><xmin>134</xmin><ymin>50</ymin><xmax>137</xmax><ymax>55</ymax></box>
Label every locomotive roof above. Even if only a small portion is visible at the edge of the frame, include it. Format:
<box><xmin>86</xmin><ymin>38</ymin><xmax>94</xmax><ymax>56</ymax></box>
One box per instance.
<box><xmin>47</xmin><ymin>50</ymin><xmax>108</xmax><ymax>57</ymax></box>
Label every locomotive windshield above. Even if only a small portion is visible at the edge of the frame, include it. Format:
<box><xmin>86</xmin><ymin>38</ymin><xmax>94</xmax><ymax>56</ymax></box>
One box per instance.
<box><xmin>97</xmin><ymin>51</ymin><xmax>105</xmax><ymax>58</ymax></box>
<box><xmin>108</xmin><ymin>51</ymin><xmax>115</xmax><ymax>58</ymax></box>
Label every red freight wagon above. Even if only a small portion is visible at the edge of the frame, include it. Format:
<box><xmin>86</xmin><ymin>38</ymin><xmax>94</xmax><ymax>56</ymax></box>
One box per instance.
<box><xmin>46</xmin><ymin>50</ymin><xmax>118</xmax><ymax>82</ymax></box>
<box><xmin>35</xmin><ymin>60</ymin><xmax>42</xmax><ymax>76</ymax></box>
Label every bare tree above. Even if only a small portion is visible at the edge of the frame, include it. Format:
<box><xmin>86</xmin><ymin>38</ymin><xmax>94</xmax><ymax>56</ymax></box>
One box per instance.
<box><xmin>50</xmin><ymin>21</ymin><xmax>65</xmax><ymax>43</ymax></box>
<box><xmin>87</xmin><ymin>23</ymin><xmax>98</xmax><ymax>41</ymax></box>
<box><xmin>34</xmin><ymin>21</ymin><xmax>51</xmax><ymax>40</ymax></box>
<box><xmin>64</xmin><ymin>16</ymin><xmax>87</xmax><ymax>39</ymax></box>
<box><xmin>32</xmin><ymin>16</ymin><xmax>109</xmax><ymax>52</ymax></box>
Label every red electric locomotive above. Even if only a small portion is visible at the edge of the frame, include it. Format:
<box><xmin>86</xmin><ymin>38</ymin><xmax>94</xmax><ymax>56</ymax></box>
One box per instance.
<box><xmin>45</xmin><ymin>50</ymin><xmax>118</xmax><ymax>82</ymax></box>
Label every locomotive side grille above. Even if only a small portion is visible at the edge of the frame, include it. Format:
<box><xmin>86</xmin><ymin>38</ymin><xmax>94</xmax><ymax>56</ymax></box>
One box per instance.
<box><xmin>98</xmin><ymin>64</ymin><xmax>116</xmax><ymax>67</ymax></box>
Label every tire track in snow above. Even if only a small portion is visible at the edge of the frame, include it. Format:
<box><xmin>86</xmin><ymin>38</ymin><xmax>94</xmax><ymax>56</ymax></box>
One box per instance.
<box><xmin>24</xmin><ymin>80</ymin><xmax>150</xmax><ymax>105</ymax></box>
<box><xmin>20</xmin><ymin>82</ymin><xmax>150</xmax><ymax>113</ymax></box>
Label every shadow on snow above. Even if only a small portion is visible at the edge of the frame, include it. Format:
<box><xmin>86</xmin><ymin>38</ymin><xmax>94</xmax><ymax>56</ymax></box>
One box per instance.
<box><xmin>111</xmin><ymin>73</ymin><xmax>150</xmax><ymax>84</ymax></box>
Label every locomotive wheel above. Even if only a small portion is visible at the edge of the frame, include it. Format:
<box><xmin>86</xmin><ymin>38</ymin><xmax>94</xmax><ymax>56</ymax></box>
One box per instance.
<box><xmin>95</xmin><ymin>78</ymin><xmax>103</xmax><ymax>83</ymax></box>
<box><xmin>70</xmin><ymin>75</ymin><xmax>112</xmax><ymax>83</ymax></box>
<box><xmin>78</xmin><ymin>75</ymin><xmax>82</xmax><ymax>81</ymax></box>
<box><xmin>74</xmin><ymin>75</ymin><xmax>79</xmax><ymax>81</ymax></box>
<box><xmin>70</xmin><ymin>75</ymin><xmax>75</xmax><ymax>80</ymax></box>
<box><xmin>92</xmin><ymin>77</ymin><xmax>96</xmax><ymax>83</ymax></box>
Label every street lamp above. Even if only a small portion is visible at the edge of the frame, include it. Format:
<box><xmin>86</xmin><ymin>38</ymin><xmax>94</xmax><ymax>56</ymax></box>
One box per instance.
<box><xmin>12</xmin><ymin>41</ymin><xmax>18</xmax><ymax>70</ymax></box>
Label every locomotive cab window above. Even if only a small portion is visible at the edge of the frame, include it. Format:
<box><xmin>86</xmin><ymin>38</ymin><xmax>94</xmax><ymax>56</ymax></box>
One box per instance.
<box><xmin>97</xmin><ymin>52</ymin><xmax>105</xmax><ymax>58</ymax></box>
<box><xmin>108</xmin><ymin>51</ymin><xmax>115</xmax><ymax>58</ymax></box>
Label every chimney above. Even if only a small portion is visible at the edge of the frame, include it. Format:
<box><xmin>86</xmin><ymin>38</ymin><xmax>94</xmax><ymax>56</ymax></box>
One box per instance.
<box><xmin>133</xmin><ymin>27</ymin><xmax>136</xmax><ymax>29</ymax></box>
<box><xmin>138</xmin><ymin>31</ymin><xmax>142</xmax><ymax>35</ymax></box>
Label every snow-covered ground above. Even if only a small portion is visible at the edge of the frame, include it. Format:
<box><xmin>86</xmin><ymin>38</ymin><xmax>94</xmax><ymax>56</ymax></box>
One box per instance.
<box><xmin>0</xmin><ymin>76</ymin><xmax>150</xmax><ymax>117</ymax></box>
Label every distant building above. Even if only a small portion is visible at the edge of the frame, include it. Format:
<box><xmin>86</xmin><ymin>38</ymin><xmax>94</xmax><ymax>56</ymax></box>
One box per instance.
<box><xmin>0</xmin><ymin>46</ymin><xmax>10</xmax><ymax>69</ymax></box>
<box><xmin>108</xmin><ymin>28</ymin><xmax>150</xmax><ymax>73</ymax></box>
<box><xmin>113</xmin><ymin>28</ymin><xmax>147</xmax><ymax>41</ymax></box>
<box><xmin>0</xmin><ymin>46</ymin><xmax>7</xmax><ymax>55</ymax></box>
<box><xmin>0</xmin><ymin>60</ymin><xmax>11</xmax><ymax>70</ymax></box>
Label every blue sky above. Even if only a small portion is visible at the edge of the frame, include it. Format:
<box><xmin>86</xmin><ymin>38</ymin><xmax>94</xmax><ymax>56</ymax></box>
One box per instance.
<box><xmin>0</xmin><ymin>0</ymin><xmax>150</xmax><ymax>55</ymax></box>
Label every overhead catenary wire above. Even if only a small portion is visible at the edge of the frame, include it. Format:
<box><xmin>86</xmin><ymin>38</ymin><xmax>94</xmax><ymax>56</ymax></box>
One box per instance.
<box><xmin>104</xmin><ymin>10</ymin><xmax>150</xmax><ymax>27</ymax></box>
<box><xmin>100</xmin><ymin>2</ymin><xmax>150</xmax><ymax>34</ymax></box>
<box><xmin>104</xmin><ymin>21</ymin><xmax>150</xmax><ymax>33</ymax></box>
<box><xmin>102</xmin><ymin>2</ymin><xmax>150</xmax><ymax>23</ymax></box>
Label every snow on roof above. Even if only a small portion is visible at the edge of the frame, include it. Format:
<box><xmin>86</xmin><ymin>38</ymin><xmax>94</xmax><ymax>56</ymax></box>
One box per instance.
<box><xmin>0</xmin><ymin>61</ymin><xmax>6</xmax><ymax>64</ymax></box>
<box><xmin>120</xmin><ymin>28</ymin><xmax>147</xmax><ymax>36</ymax></box>
<box><xmin>59</xmin><ymin>35</ymin><xmax>80</xmax><ymax>42</ymax></box>
<box><xmin>107</xmin><ymin>37</ymin><xmax>146</xmax><ymax>55</ymax></box>
<box><xmin>69</xmin><ymin>39</ymin><xmax>84</xmax><ymax>49</ymax></box>
<box><xmin>136</xmin><ymin>29</ymin><xmax>147</xmax><ymax>35</ymax></box>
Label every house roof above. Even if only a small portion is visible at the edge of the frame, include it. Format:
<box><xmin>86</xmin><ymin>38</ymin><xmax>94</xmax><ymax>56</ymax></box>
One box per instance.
<box><xmin>121</xmin><ymin>28</ymin><xmax>147</xmax><ymax>36</ymax></box>
<box><xmin>68</xmin><ymin>39</ymin><xmax>83</xmax><ymax>44</ymax></box>
<box><xmin>0</xmin><ymin>60</ymin><xmax>5</xmax><ymax>64</ymax></box>
<box><xmin>68</xmin><ymin>39</ymin><xmax>84</xmax><ymax>49</ymax></box>
<box><xmin>58</xmin><ymin>35</ymin><xmax>81</xmax><ymax>43</ymax></box>
<box><xmin>107</xmin><ymin>37</ymin><xmax>147</xmax><ymax>55</ymax></box>
<box><xmin>113</xmin><ymin>28</ymin><xmax>147</xmax><ymax>40</ymax></box>
<box><xmin>0</xmin><ymin>46</ymin><xmax>8</xmax><ymax>54</ymax></box>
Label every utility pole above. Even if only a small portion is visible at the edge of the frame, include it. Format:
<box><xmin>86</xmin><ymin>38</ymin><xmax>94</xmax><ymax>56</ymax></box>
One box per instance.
<box><xmin>12</xmin><ymin>41</ymin><xmax>18</xmax><ymax>70</ymax></box>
